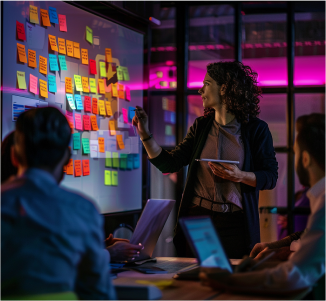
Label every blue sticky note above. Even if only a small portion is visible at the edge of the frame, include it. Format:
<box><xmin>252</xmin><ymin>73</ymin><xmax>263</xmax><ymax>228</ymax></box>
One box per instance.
<box><xmin>72</xmin><ymin>133</ymin><xmax>81</xmax><ymax>150</ymax></box>
<box><xmin>48</xmin><ymin>74</ymin><xmax>57</xmax><ymax>93</ymax></box>
<box><xmin>133</xmin><ymin>154</ymin><xmax>140</xmax><ymax>169</ymax></box>
<box><xmin>58</xmin><ymin>55</ymin><xmax>67</xmax><ymax>71</ymax></box>
<box><xmin>49</xmin><ymin>54</ymin><xmax>59</xmax><ymax>71</ymax></box>
<box><xmin>127</xmin><ymin>154</ymin><xmax>133</xmax><ymax>170</ymax></box>
<box><xmin>170</xmin><ymin>112</ymin><xmax>176</xmax><ymax>124</ymax></box>
<box><xmin>48</xmin><ymin>7</ymin><xmax>59</xmax><ymax>24</ymax></box>
<box><xmin>75</xmin><ymin>94</ymin><xmax>83</xmax><ymax>110</ymax></box>
<box><xmin>128</xmin><ymin>106</ymin><xmax>135</xmax><ymax>123</ymax></box>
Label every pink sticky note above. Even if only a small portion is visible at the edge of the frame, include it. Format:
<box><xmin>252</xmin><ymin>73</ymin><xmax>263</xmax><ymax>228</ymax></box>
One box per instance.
<box><xmin>66</xmin><ymin>111</ymin><xmax>74</xmax><ymax>128</ymax></box>
<box><xmin>83</xmin><ymin>115</ymin><xmax>91</xmax><ymax>130</ymax></box>
<box><xmin>29</xmin><ymin>74</ymin><xmax>38</xmax><ymax>94</ymax></box>
<box><xmin>58</xmin><ymin>14</ymin><xmax>67</xmax><ymax>32</ymax></box>
<box><xmin>75</xmin><ymin>113</ymin><xmax>83</xmax><ymax>130</ymax></box>
<box><xmin>122</xmin><ymin>108</ymin><xmax>128</xmax><ymax>123</ymax></box>
<box><xmin>16</xmin><ymin>21</ymin><xmax>26</xmax><ymax>41</ymax></box>
<box><xmin>125</xmin><ymin>87</ymin><xmax>131</xmax><ymax>101</ymax></box>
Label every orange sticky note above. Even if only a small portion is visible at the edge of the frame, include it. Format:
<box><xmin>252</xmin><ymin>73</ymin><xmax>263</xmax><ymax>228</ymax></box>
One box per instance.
<box><xmin>65</xmin><ymin>77</ymin><xmax>72</xmax><ymax>93</ymax></box>
<box><xmin>116</xmin><ymin>135</ymin><xmax>125</xmax><ymax>150</ymax></box>
<box><xmin>98</xmin><ymin>137</ymin><xmax>105</xmax><ymax>153</ymax></box>
<box><xmin>66</xmin><ymin>40</ymin><xmax>73</xmax><ymax>57</ymax></box>
<box><xmin>40</xmin><ymin>9</ymin><xmax>51</xmax><ymax>26</ymax></box>
<box><xmin>111</xmin><ymin>83</ymin><xmax>118</xmax><ymax>97</ymax></box>
<box><xmin>28</xmin><ymin>49</ymin><xmax>37</xmax><ymax>68</ymax></box>
<box><xmin>81</xmin><ymin>49</ymin><xmax>88</xmax><ymax>65</ymax></box>
<box><xmin>17</xmin><ymin>43</ymin><xmax>27</xmax><ymax>63</ymax></box>
<box><xmin>66</xmin><ymin>159</ymin><xmax>73</xmax><ymax>175</ymax></box>
<box><xmin>29</xmin><ymin>5</ymin><xmax>39</xmax><ymax>24</ymax></box>
<box><xmin>109</xmin><ymin>120</ymin><xmax>116</xmax><ymax>135</ymax></box>
<box><xmin>82</xmin><ymin>77</ymin><xmax>89</xmax><ymax>93</ymax></box>
<box><xmin>98</xmin><ymin>79</ymin><xmax>105</xmax><ymax>94</ymax></box>
<box><xmin>39</xmin><ymin>55</ymin><xmax>47</xmax><ymax>75</ymax></box>
<box><xmin>118</xmin><ymin>89</ymin><xmax>124</xmax><ymax>99</ymax></box>
<box><xmin>105</xmin><ymin>48</ymin><xmax>112</xmax><ymax>63</ymax></box>
<box><xmin>82</xmin><ymin>160</ymin><xmax>90</xmax><ymax>176</ymax></box>
<box><xmin>73</xmin><ymin>42</ymin><xmax>80</xmax><ymax>59</ymax></box>
<box><xmin>74</xmin><ymin>160</ymin><xmax>82</xmax><ymax>177</ymax></box>
<box><xmin>48</xmin><ymin>34</ymin><xmax>58</xmax><ymax>52</ymax></box>
<box><xmin>90</xmin><ymin>115</ymin><xmax>99</xmax><ymax>131</ymax></box>
<box><xmin>58</xmin><ymin>38</ymin><xmax>66</xmax><ymax>55</ymax></box>
<box><xmin>92</xmin><ymin>98</ymin><xmax>98</xmax><ymax>114</ymax></box>
<box><xmin>105</xmin><ymin>101</ymin><xmax>113</xmax><ymax>116</ymax></box>
<box><xmin>39</xmin><ymin>79</ymin><xmax>48</xmax><ymax>98</ymax></box>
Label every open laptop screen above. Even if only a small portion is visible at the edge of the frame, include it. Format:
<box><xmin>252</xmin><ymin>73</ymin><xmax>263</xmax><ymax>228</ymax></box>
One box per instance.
<box><xmin>181</xmin><ymin>217</ymin><xmax>233</xmax><ymax>272</ymax></box>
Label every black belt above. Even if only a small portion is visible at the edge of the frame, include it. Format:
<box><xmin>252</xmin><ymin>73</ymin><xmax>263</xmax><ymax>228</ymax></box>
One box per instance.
<box><xmin>192</xmin><ymin>195</ymin><xmax>243</xmax><ymax>213</ymax></box>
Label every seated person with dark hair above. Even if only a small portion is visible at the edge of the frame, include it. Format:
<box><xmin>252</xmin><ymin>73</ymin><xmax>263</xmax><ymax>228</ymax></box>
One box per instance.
<box><xmin>1</xmin><ymin>107</ymin><xmax>116</xmax><ymax>299</ymax></box>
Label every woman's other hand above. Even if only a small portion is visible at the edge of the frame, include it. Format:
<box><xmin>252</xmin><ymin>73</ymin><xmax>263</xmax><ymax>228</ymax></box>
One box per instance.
<box><xmin>208</xmin><ymin>162</ymin><xmax>243</xmax><ymax>182</ymax></box>
<box><xmin>131</xmin><ymin>106</ymin><xmax>151</xmax><ymax>140</ymax></box>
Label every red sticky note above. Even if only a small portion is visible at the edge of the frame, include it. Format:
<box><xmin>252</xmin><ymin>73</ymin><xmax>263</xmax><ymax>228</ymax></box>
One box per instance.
<box><xmin>125</xmin><ymin>86</ymin><xmax>131</xmax><ymax>101</ymax></box>
<box><xmin>92</xmin><ymin>98</ymin><xmax>98</xmax><ymax>114</ymax></box>
<box><xmin>29</xmin><ymin>74</ymin><xmax>38</xmax><ymax>94</ymax></box>
<box><xmin>16</xmin><ymin>21</ymin><xmax>26</xmax><ymax>41</ymax></box>
<box><xmin>122</xmin><ymin>108</ymin><xmax>128</xmax><ymax>123</ymax></box>
<box><xmin>74</xmin><ymin>160</ymin><xmax>82</xmax><ymax>177</ymax></box>
<box><xmin>82</xmin><ymin>160</ymin><xmax>90</xmax><ymax>176</ymax></box>
<box><xmin>66</xmin><ymin>159</ymin><xmax>73</xmax><ymax>175</ymax></box>
<box><xmin>83</xmin><ymin>115</ymin><xmax>91</xmax><ymax>130</ymax></box>
<box><xmin>58</xmin><ymin>14</ymin><xmax>67</xmax><ymax>32</ymax></box>
<box><xmin>75</xmin><ymin>113</ymin><xmax>83</xmax><ymax>130</ymax></box>
<box><xmin>89</xmin><ymin>59</ymin><xmax>97</xmax><ymax>75</ymax></box>
<box><xmin>84</xmin><ymin>96</ymin><xmax>91</xmax><ymax>112</ymax></box>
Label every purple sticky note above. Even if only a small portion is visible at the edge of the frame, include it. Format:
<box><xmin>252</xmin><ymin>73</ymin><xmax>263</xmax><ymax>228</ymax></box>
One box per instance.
<box><xmin>122</xmin><ymin>108</ymin><xmax>128</xmax><ymax>123</ymax></box>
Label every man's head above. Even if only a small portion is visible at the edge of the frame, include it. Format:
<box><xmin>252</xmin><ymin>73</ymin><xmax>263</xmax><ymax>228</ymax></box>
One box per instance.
<box><xmin>294</xmin><ymin>113</ymin><xmax>325</xmax><ymax>187</ymax></box>
<box><xmin>13</xmin><ymin>107</ymin><xmax>71</xmax><ymax>176</ymax></box>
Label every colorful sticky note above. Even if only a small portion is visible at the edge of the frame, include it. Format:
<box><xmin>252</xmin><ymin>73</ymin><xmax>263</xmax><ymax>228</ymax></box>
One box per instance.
<box><xmin>117</xmin><ymin>66</ymin><xmax>124</xmax><ymax>81</ymax></box>
<box><xmin>89</xmin><ymin>59</ymin><xmax>97</xmax><ymax>74</ymax></box>
<box><xmin>58</xmin><ymin>55</ymin><xmax>67</xmax><ymax>71</ymax></box>
<box><xmin>16</xmin><ymin>21</ymin><xmax>26</xmax><ymax>41</ymax></box>
<box><xmin>58</xmin><ymin>14</ymin><xmax>67</xmax><ymax>32</ymax></box>
<box><xmin>29</xmin><ymin>5</ymin><xmax>39</xmax><ymax>24</ymax></box>
<box><xmin>39</xmin><ymin>79</ymin><xmax>48</xmax><ymax>98</ymax></box>
<box><xmin>17</xmin><ymin>43</ymin><xmax>27</xmax><ymax>63</ymax></box>
<box><xmin>121</xmin><ymin>66</ymin><xmax>130</xmax><ymax>81</ymax></box>
<box><xmin>65</xmin><ymin>77</ymin><xmax>73</xmax><ymax>93</ymax></box>
<box><xmin>74</xmin><ymin>75</ymin><xmax>83</xmax><ymax>91</ymax></box>
<box><xmin>105</xmin><ymin>48</ymin><xmax>112</xmax><ymax>63</ymax></box>
<box><xmin>112</xmin><ymin>171</ymin><xmax>118</xmax><ymax>186</ymax></box>
<box><xmin>105</xmin><ymin>101</ymin><xmax>113</xmax><ymax>116</ymax></box>
<box><xmin>48</xmin><ymin>34</ymin><xmax>58</xmax><ymax>52</ymax></box>
<box><xmin>122</xmin><ymin>108</ymin><xmax>128</xmax><ymax>123</ymax></box>
<box><xmin>29</xmin><ymin>74</ymin><xmax>38</xmax><ymax>94</ymax></box>
<box><xmin>118</xmin><ymin>89</ymin><xmax>124</xmax><ymax>99</ymax></box>
<box><xmin>92</xmin><ymin>98</ymin><xmax>98</xmax><ymax>114</ymax></box>
<box><xmin>120</xmin><ymin>154</ymin><xmax>127</xmax><ymax>170</ymax></box>
<box><xmin>111</xmin><ymin>83</ymin><xmax>118</xmax><ymax>97</ymax></box>
<box><xmin>98</xmin><ymin>79</ymin><xmax>105</xmax><ymax>94</ymax></box>
<box><xmin>133</xmin><ymin>154</ymin><xmax>140</xmax><ymax>169</ymax></box>
<box><xmin>66</xmin><ymin>111</ymin><xmax>74</xmax><ymax>129</ymax></box>
<box><xmin>86</xmin><ymin>26</ymin><xmax>93</xmax><ymax>44</ymax></box>
<box><xmin>104</xmin><ymin>170</ymin><xmax>111</xmax><ymax>185</ymax></box>
<box><xmin>74</xmin><ymin>160</ymin><xmax>82</xmax><ymax>177</ymax></box>
<box><xmin>66</xmin><ymin>94</ymin><xmax>76</xmax><ymax>110</ymax></box>
<box><xmin>48</xmin><ymin>74</ymin><xmax>57</xmax><ymax>93</ymax></box>
<box><xmin>17</xmin><ymin>71</ymin><xmax>27</xmax><ymax>90</ymax></box>
<box><xmin>75</xmin><ymin>94</ymin><xmax>83</xmax><ymax>110</ymax></box>
<box><xmin>81</xmin><ymin>49</ymin><xmax>88</xmax><ymax>65</ymax></box>
<box><xmin>83</xmin><ymin>115</ymin><xmax>91</xmax><ymax>131</ymax></box>
<box><xmin>125</xmin><ymin>86</ymin><xmax>131</xmax><ymax>101</ymax></box>
<box><xmin>90</xmin><ymin>115</ymin><xmax>98</xmax><ymax>131</ymax></box>
<box><xmin>48</xmin><ymin>7</ymin><xmax>59</xmax><ymax>24</ymax></box>
<box><xmin>112</xmin><ymin>152</ymin><xmax>119</xmax><ymax>168</ymax></box>
<box><xmin>89</xmin><ymin>78</ymin><xmax>97</xmax><ymax>93</ymax></box>
<box><xmin>49</xmin><ymin>54</ymin><xmax>59</xmax><ymax>71</ymax></box>
<box><xmin>28</xmin><ymin>49</ymin><xmax>37</xmax><ymax>68</ymax></box>
<box><xmin>66</xmin><ymin>40</ymin><xmax>73</xmax><ymax>57</ymax></box>
<box><xmin>66</xmin><ymin>159</ymin><xmax>73</xmax><ymax>175</ymax></box>
<box><xmin>127</xmin><ymin>154</ymin><xmax>134</xmax><ymax>170</ymax></box>
<box><xmin>98</xmin><ymin>137</ymin><xmax>105</xmax><ymax>153</ymax></box>
<box><xmin>39</xmin><ymin>55</ymin><xmax>47</xmax><ymax>75</ymax></box>
<box><xmin>117</xmin><ymin>134</ymin><xmax>125</xmax><ymax>150</ymax></box>
<box><xmin>73</xmin><ymin>42</ymin><xmax>80</xmax><ymax>59</ymax></box>
<box><xmin>105</xmin><ymin>151</ymin><xmax>112</xmax><ymax>167</ymax></box>
<box><xmin>58</xmin><ymin>38</ymin><xmax>66</xmax><ymax>55</ymax></box>
<box><xmin>83</xmin><ymin>160</ymin><xmax>90</xmax><ymax>176</ymax></box>
<box><xmin>40</xmin><ymin>9</ymin><xmax>51</xmax><ymax>26</ymax></box>
<box><xmin>98</xmin><ymin>100</ymin><xmax>106</xmax><ymax>116</ymax></box>
<box><xmin>82</xmin><ymin>77</ymin><xmax>89</xmax><ymax>93</ymax></box>
<box><xmin>75</xmin><ymin>113</ymin><xmax>83</xmax><ymax>130</ymax></box>
<box><xmin>73</xmin><ymin>133</ymin><xmax>81</xmax><ymax>150</ymax></box>
<box><xmin>109</xmin><ymin>120</ymin><xmax>116</xmax><ymax>135</ymax></box>
<box><xmin>128</xmin><ymin>106</ymin><xmax>135</xmax><ymax>123</ymax></box>
<box><xmin>99</xmin><ymin>62</ymin><xmax>106</xmax><ymax>77</ymax></box>
<box><xmin>84</xmin><ymin>96</ymin><xmax>91</xmax><ymax>112</ymax></box>
<box><xmin>82</xmin><ymin>138</ymin><xmax>90</xmax><ymax>154</ymax></box>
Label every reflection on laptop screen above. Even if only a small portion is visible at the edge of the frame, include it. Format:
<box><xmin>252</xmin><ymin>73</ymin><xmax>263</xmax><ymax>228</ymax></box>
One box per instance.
<box><xmin>183</xmin><ymin>218</ymin><xmax>232</xmax><ymax>272</ymax></box>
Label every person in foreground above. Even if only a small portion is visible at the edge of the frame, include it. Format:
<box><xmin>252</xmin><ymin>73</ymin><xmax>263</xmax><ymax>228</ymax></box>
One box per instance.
<box><xmin>1</xmin><ymin>107</ymin><xmax>116</xmax><ymax>299</ymax></box>
<box><xmin>199</xmin><ymin>113</ymin><xmax>325</xmax><ymax>295</ymax></box>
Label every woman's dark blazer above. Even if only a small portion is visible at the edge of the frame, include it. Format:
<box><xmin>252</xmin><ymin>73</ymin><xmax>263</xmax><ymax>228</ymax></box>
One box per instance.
<box><xmin>149</xmin><ymin>115</ymin><xmax>278</xmax><ymax>253</ymax></box>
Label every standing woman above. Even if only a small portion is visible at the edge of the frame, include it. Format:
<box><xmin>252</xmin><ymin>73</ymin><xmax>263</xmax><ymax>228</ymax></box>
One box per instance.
<box><xmin>132</xmin><ymin>61</ymin><xmax>278</xmax><ymax>258</ymax></box>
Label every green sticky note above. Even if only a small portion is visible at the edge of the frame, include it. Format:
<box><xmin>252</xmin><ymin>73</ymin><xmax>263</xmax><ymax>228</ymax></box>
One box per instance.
<box><xmin>99</xmin><ymin>62</ymin><xmax>106</xmax><ymax>77</ymax></box>
<box><xmin>66</xmin><ymin>94</ymin><xmax>76</xmax><ymax>110</ymax></box>
<box><xmin>116</xmin><ymin>66</ymin><xmax>124</xmax><ymax>81</ymax></box>
<box><xmin>121</xmin><ymin>66</ymin><xmax>130</xmax><ymax>81</ymax></box>
<box><xmin>127</xmin><ymin>154</ymin><xmax>133</xmax><ymax>170</ymax></box>
<box><xmin>17</xmin><ymin>71</ymin><xmax>27</xmax><ymax>89</ymax></box>
<box><xmin>73</xmin><ymin>133</ymin><xmax>81</xmax><ymax>150</ymax></box>
<box><xmin>104</xmin><ymin>170</ymin><xmax>111</xmax><ymax>185</ymax></box>
<box><xmin>89</xmin><ymin>78</ymin><xmax>97</xmax><ymax>93</ymax></box>
<box><xmin>120</xmin><ymin>154</ymin><xmax>127</xmax><ymax>170</ymax></box>
<box><xmin>112</xmin><ymin>171</ymin><xmax>118</xmax><ymax>186</ymax></box>
<box><xmin>58</xmin><ymin>55</ymin><xmax>67</xmax><ymax>71</ymax></box>
<box><xmin>165</xmin><ymin>125</ymin><xmax>172</xmax><ymax>136</ymax></box>
<box><xmin>82</xmin><ymin>138</ymin><xmax>90</xmax><ymax>154</ymax></box>
<box><xmin>74</xmin><ymin>75</ymin><xmax>83</xmax><ymax>92</ymax></box>
<box><xmin>86</xmin><ymin>26</ymin><xmax>93</xmax><ymax>44</ymax></box>
<box><xmin>112</xmin><ymin>152</ymin><xmax>119</xmax><ymax>168</ymax></box>
<box><xmin>105</xmin><ymin>151</ymin><xmax>112</xmax><ymax>167</ymax></box>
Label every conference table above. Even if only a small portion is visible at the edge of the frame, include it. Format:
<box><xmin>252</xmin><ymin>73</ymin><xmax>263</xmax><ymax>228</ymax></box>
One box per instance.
<box><xmin>113</xmin><ymin>257</ymin><xmax>310</xmax><ymax>300</ymax></box>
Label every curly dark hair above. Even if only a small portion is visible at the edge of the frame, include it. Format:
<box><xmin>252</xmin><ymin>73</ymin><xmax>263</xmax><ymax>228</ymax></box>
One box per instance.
<box><xmin>204</xmin><ymin>61</ymin><xmax>261</xmax><ymax>124</ymax></box>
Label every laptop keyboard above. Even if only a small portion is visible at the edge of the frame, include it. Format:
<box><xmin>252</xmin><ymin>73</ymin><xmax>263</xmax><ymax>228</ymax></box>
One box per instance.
<box><xmin>145</xmin><ymin>259</ymin><xmax>198</xmax><ymax>273</ymax></box>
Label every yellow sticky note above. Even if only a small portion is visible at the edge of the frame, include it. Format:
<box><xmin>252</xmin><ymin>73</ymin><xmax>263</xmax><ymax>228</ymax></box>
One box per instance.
<box><xmin>17</xmin><ymin>43</ymin><xmax>27</xmax><ymax>63</ymax></box>
<box><xmin>112</xmin><ymin>83</ymin><xmax>118</xmax><ymax>97</ymax></box>
<box><xmin>40</xmin><ymin>9</ymin><xmax>51</xmax><ymax>26</ymax></box>
<box><xmin>89</xmin><ymin>78</ymin><xmax>97</xmax><ymax>93</ymax></box>
<box><xmin>98</xmin><ymin>100</ymin><xmax>106</xmax><ymax>116</ymax></box>
<box><xmin>105</xmin><ymin>101</ymin><xmax>112</xmax><ymax>116</ymax></box>
<box><xmin>82</xmin><ymin>77</ymin><xmax>89</xmax><ymax>93</ymax></box>
<box><xmin>98</xmin><ymin>79</ymin><xmax>105</xmax><ymax>94</ymax></box>
<box><xmin>28</xmin><ymin>49</ymin><xmax>37</xmax><ymax>68</ymax></box>
<box><xmin>29</xmin><ymin>5</ymin><xmax>39</xmax><ymax>24</ymax></box>
<box><xmin>66</xmin><ymin>40</ymin><xmax>73</xmax><ymax>57</ymax></box>
<box><xmin>65</xmin><ymin>77</ymin><xmax>73</xmax><ymax>93</ymax></box>
<box><xmin>39</xmin><ymin>55</ymin><xmax>47</xmax><ymax>75</ymax></box>
<box><xmin>48</xmin><ymin>35</ymin><xmax>58</xmax><ymax>52</ymax></box>
<box><xmin>58</xmin><ymin>38</ymin><xmax>66</xmax><ymax>55</ymax></box>
<box><xmin>104</xmin><ymin>170</ymin><xmax>112</xmax><ymax>186</ymax></box>
<box><xmin>116</xmin><ymin>135</ymin><xmax>125</xmax><ymax>150</ymax></box>
<box><xmin>73</xmin><ymin>42</ymin><xmax>80</xmax><ymax>59</ymax></box>
<box><xmin>17</xmin><ymin>71</ymin><xmax>27</xmax><ymax>89</ymax></box>
<box><xmin>39</xmin><ymin>79</ymin><xmax>48</xmax><ymax>98</ymax></box>
<box><xmin>81</xmin><ymin>49</ymin><xmax>88</xmax><ymax>65</ymax></box>
<box><xmin>109</xmin><ymin>120</ymin><xmax>116</xmax><ymax>135</ymax></box>
<box><xmin>74</xmin><ymin>75</ymin><xmax>83</xmax><ymax>92</ymax></box>
<box><xmin>105</xmin><ymin>48</ymin><xmax>112</xmax><ymax>63</ymax></box>
<box><xmin>99</xmin><ymin>62</ymin><xmax>106</xmax><ymax>77</ymax></box>
<box><xmin>112</xmin><ymin>171</ymin><xmax>118</xmax><ymax>186</ymax></box>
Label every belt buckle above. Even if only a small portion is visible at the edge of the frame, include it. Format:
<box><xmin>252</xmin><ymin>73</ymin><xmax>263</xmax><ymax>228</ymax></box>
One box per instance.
<box><xmin>222</xmin><ymin>203</ymin><xmax>229</xmax><ymax>213</ymax></box>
